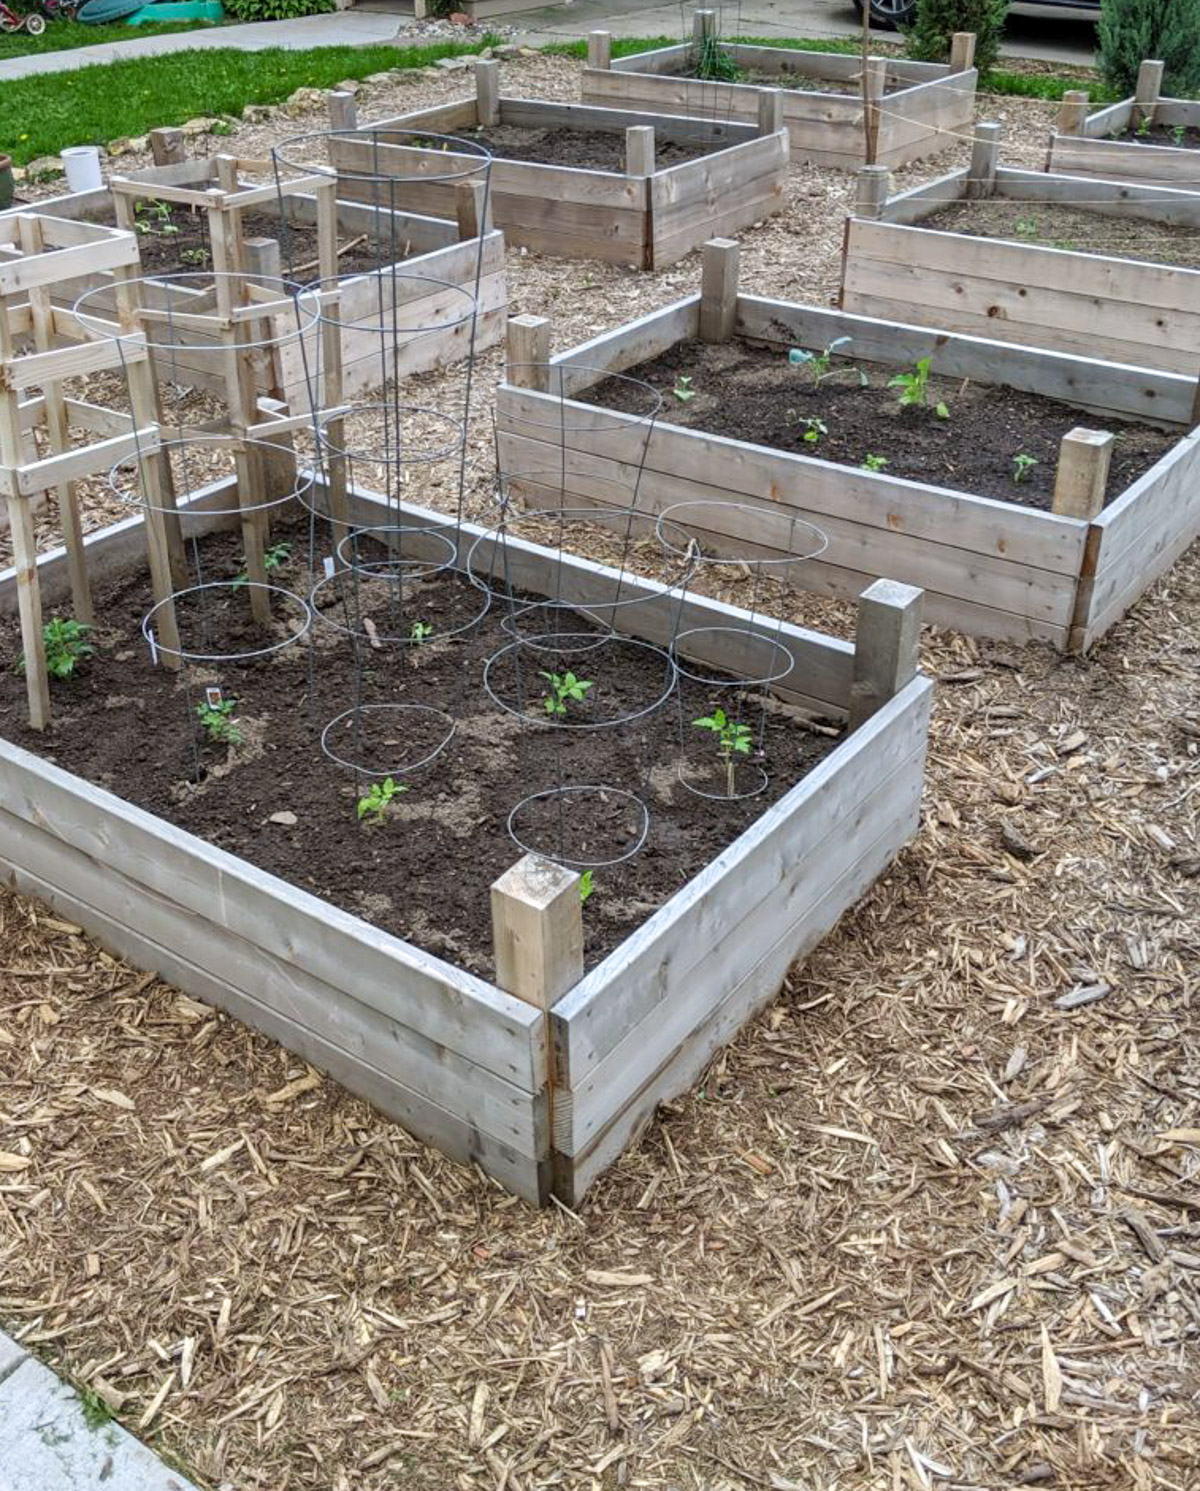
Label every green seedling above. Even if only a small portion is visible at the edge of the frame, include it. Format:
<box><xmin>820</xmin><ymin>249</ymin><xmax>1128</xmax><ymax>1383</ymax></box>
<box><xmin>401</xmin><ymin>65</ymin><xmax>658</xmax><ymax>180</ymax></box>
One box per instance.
<box><xmin>578</xmin><ymin>869</ymin><xmax>595</xmax><ymax>904</ymax></box>
<box><xmin>179</xmin><ymin>246</ymin><xmax>209</xmax><ymax>266</ymax></box>
<box><xmin>410</xmin><ymin>621</ymin><xmax>434</xmax><ymax>644</ymax></box>
<box><xmin>888</xmin><ymin>357</ymin><xmax>949</xmax><ymax>420</ymax></box>
<box><xmin>232</xmin><ymin>541</ymin><xmax>291</xmax><ymax>589</ymax></box>
<box><xmin>861</xmin><ymin>453</ymin><xmax>889</xmax><ymax>473</ymax></box>
<box><xmin>541</xmin><ymin>670</ymin><xmax>593</xmax><ymax>718</ymax></box>
<box><xmin>1136</xmin><ymin>114</ymin><xmax>1152</xmax><ymax>138</ymax></box>
<box><xmin>801</xmin><ymin>416</ymin><xmax>828</xmax><ymax>445</ymax></box>
<box><xmin>1014</xmin><ymin>216</ymin><xmax>1040</xmax><ymax>239</ymax></box>
<box><xmin>694</xmin><ymin>705</ymin><xmax>754</xmax><ymax>796</ymax></box>
<box><xmin>134</xmin><ymin>198</ymin><xmax>179</xmax><ymax>238</ymax></box>
<box><xmin>1173</xmin><ymin>124</ymin><xmax>1187</xmax><ymax>147</ymax></box>
<box><xmin>357</xmin><ymin>775</ymin><xmax>406</xmax><ymax>827</ymax></box>
<box><xmin>17</xmin><ymin>616</ymin><xmax>94</xmax><ymax>681</ymax></box>
<box><xmin>195</xmin><ymin>695</ymin><xmax>242</xmax><ymax>746</ymax></box>
<box><xmin>1011</xmin><ymin>452</ymin><xmax>1039</xmax><ymax>484</ymax></box>
<box><xmin>787</xmin><ymin>336</ymin><xmax>865</xmax><ymax>388</ymax></box>
<box><xmin>672</xmin><ymin>374</ymin><xmax>697</xmax><ymax>403</ymax></box>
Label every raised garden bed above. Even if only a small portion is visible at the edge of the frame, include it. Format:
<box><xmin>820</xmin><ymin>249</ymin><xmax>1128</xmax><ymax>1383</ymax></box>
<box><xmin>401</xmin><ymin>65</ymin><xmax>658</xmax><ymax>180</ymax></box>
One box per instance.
<box><xmin>841</xmin><ymin>123</ymin><xmax>1200</xmax><ymax>375</ymax></box>
<box><xmin>328</xmin><ymin>61</ymin><xmax>788</xmax><ymax>269</ymax></box>
<box><xmin>495</xmin><ymin>239</ymin><xmax>1200</xmax><ymax>651</ymax></box>
<box><xmin>1048</xmin><ymin>60</ymin><xmax>1200</xmax><ymax>192</ymax></box>
<box><xmin>0</xmin><ymin>478</ymin><xmax>930</xmax><ymax>1204</ymax></box>
<box><xmin>581</xmin><ymin>23</ymin><xmax>978</xmax><ymax>170</ymax></box>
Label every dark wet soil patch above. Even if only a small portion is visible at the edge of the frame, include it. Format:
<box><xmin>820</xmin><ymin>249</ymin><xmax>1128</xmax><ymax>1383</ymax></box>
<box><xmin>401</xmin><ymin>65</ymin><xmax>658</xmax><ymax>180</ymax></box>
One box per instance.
<box><xmin>586</xmin><ymin>336</ymin><xmax>1177</xmax><ymax>511</ymax></box>
<box><xmin>1113</xmin><ymin>122</ymin><xmax>1200</xmax><ymax>150</ymax></box>
<box><xmin>921</xmin><ymin>198</ymin><xmax>1200</xmax><ymax>271</ymax></box>
<box><xmin>455</xmin><ymin>124</ymin><xmax>717</xmax><ymax>170</ymax></box>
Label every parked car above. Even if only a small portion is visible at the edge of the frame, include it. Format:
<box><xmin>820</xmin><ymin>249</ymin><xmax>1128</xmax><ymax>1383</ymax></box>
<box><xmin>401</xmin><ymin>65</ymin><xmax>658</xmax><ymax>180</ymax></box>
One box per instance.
<box><xmin>853</xmin><ymin>0</ymin><xmax>1100</xmax><ymax>29</ymax></box>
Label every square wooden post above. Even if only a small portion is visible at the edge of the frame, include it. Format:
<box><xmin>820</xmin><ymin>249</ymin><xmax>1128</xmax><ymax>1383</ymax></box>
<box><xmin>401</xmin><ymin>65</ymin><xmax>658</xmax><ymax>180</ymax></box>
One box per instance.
<box><xmin>625</xmin><ymin>126</ymin><xmax>655</xmax><ymax>177</ymax></box>
<box><xmin>967</xmin><ymin>121</ymin><xmax>1001</xmax><ymax>199</ymax></box>
<box><xmin>1052</xmin><ymin>428</ymin><xmax>1113</xmax><ymax>520</ymax></box>
<box><xmin>491</xmin><ymin>854</ymin><xmax>584</xmax><ymax>1010</ymax></box>
<box><xmin>863</xmin><ymin>56</ymin><xmax>887</xmax><ymax>166</ymax></box>
<box><xmin>692</xmin><ymin>7</ymin><xmax>715</xmax><ymax>45</ymax></box>
<box><xmin>1056</xmin><ymin>90</ymin><xmax>1090</xmax><ymax>136</ymax></box>
<box><xmin>948</xmin><ymin>32</ymin><xmax>976</xmax><ymax>73</ymax></box>
<box><xmin>850</xmin><ymin>579</ymin><xmax>923</xmax><ymax>730</ymax></box>
<box><xmin>327</xmin><ymin>90</ymin><xmax>358</xmax><ymax>133</ymax></box>
<box><xmin>476</xmin><ymin>59</ymin><xmax>500</xmax><ymax>128</ymax></box>
<box><xmin>455</xmin><ymin>177</ymin><xmax>492</xmax><ymax>241</ymax></box>
<box><xmin>506</xmin><ymin>313</ymin><xmax>551</xmax><ymax>391</ymax></box>
<box><xmin>587</xmin><ymin>30</ymin><xmax>612</xmax><ymax>70</ymax></box>
<box><xmin>855</xmin><ymin>164</ymin><xmax>890</xmax><ymax>220</ymax></box>
<box><xmin>1134</xmin><ymin>60</ymin><xmax>1164</xmax><ymax>129</ymax></box>
<box><xmin>757</xmin><ymin>87</ymin><xmax>784</xmax><ymax>138</ymax></box>
<box><xmin>699</xmin><ymin>237</ymin><xmax>739</xmax><ymax>343</ymax></box>
<box><xmin>149</xmin><ymin>127</ymin><xmax>185</xmax><ymax>166</ymax></box>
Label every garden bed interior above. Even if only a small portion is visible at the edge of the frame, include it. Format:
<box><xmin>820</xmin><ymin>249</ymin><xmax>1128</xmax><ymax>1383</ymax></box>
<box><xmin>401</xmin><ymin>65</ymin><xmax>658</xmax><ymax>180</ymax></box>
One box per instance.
<box><xmin>1048</xmin><ymin>63</ymin><xmax>1200</xmax><ymax>189</ymax></box>
<box><xmin>581</xmin><ymin>33</ymin><xmax>978</xmax><ymax>168</ymax></box>
<box><xmin>0</xmin><ymin>477</ymin><xmax>931</xmax><ymax>1204</ymax></box>
<box><xmin>328</xmin><ymin>66</ymin><xmax>788</xmax><ymax>268</ymax></box>
<box><xmin>495</xmin><ymin>256</ymin><xmax>1200</xmax><ymax>652</ymax></box>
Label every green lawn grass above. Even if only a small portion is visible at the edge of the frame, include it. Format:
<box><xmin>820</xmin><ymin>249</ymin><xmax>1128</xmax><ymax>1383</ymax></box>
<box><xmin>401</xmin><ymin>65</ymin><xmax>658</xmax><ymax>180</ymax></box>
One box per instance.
<box><xmin>1</xmin><ymin>36</ymin><xmax>499</xmax><ymax>165</ymax></box>
<box><xmin>0</xmin><ymin>17</ymin><xmax>215</xmax><ymax>61</ymax></box>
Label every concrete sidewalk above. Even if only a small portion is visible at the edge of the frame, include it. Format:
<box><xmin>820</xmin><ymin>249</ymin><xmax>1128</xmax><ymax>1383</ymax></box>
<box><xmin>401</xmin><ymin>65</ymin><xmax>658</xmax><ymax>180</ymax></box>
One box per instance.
<box><xmin>0</xmin><ymin>1332</ymin><xmax>200</xmax><ymax>1491</ymax></box>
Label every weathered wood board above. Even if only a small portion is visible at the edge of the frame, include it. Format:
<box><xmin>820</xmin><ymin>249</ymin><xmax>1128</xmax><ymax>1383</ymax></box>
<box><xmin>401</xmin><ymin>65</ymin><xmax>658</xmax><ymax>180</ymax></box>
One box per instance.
<box><xmin>1048</xmin><ymin>91</ymin><xmax>1200</xmax><ymax>192</ymax></box>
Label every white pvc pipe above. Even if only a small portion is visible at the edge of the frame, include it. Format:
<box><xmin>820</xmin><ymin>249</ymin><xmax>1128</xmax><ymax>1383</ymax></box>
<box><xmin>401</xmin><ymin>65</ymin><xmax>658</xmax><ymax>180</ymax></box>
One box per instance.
<box><xmin>61</xmin><ymin>146</ymin><xmax>103</xmax><ymax>194</ymax></box>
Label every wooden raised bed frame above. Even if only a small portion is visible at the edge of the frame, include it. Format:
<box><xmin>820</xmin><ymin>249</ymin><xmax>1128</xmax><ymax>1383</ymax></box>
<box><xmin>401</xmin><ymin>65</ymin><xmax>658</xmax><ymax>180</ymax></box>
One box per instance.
<box><xmin>581</xmin><ymin>17</ymin><xmax>978</xmax><ymax>170</ymax></box>
<box><xmin>0</xmin><ymin>480</ymin><xmax>930</xmax><ymax>1205</ymax></box>
<box><xmin>842</xmin><ymin>121</ymin><xmax>1200</xmax><ymax>377</ymax></box>
<box><xmin>495</xmin><ymin>241</ymin><xmax>1200</xmax><ymax>652</ymax></box>
<box><xmin>1048</xmin><ymin>60</ymin><xmax>1200</xmax><ymax>192</ymax></box>
<box><xmin>328</xmin><ymin>61</ymin><xmax>788</xmax><ymax>269</ymax></box>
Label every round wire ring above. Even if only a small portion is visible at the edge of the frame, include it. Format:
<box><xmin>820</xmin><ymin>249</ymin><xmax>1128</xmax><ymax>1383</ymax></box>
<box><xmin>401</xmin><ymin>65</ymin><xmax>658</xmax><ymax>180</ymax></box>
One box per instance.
<box><xmin>304</xmin><ymin>268</ymin><xmax>478</xmax><ymax>337</ymax></box>
<box><xmin>72</xmin><ymin>272</ymin><xmax>321</xmax><ymax>352</ymax></box>
<box><xmin>314</xmin><ymin>401</ymin><xmax>465</xmax><ymax>466</ymax></box>
<box><xmin>483</xmin><ymin>633</ymin><xmax>678</xmax><ymax>732</ymax></box>
<box><xmin>272</xmin><ymin>128</ymin><xmax>492</xmax><ymax>185</ymax></box>
<box><xmin>677</xmin><ymin>759</ymin><xmax>770</xmax><ymax>804</ymax></box>
<box><xmin>672</xmin><ymin>626</ymin><xmax>795</xmax><ymax>690</ymax></box>
<box><xmin>142</xmin><ymin>582</ymin><xmax>312</xmax><ymax>664</ymax></box>
<box><xmin>507</xmin><ymin>786</ymin><xmax>651</xmax><ymax>871</ymax></box>
<box><xmin>499</xmin><ymin>364</ymin><xmax>664</xmax><ymax>436</ymax></box>
<box><xmin>107</xmin><ymin>435</ymin><xmax>317</xmax><ymax>518</ymax></box>
<box><xmin>308</xmin><ymin>569</ymin><xmax>491</xmax><ymax>646</ymax></box>
<box><xmin>654</xmin><ymin>500</ymin><xmax>829</xmax><ymax>568</ymax></box>
<box><xmin>335</xmin><ymin>524</ymin><xmax>459</xmax><ymax>583</ymax></box>
<box><xmin>320</xmin><ymin>703</ymin><xmax>456</xmax><ymax>778</ymax></box>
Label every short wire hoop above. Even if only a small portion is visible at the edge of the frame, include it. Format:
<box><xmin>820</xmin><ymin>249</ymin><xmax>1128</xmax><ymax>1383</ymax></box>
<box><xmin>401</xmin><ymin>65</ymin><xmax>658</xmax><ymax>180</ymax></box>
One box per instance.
<box><xmin>314</xmin><ymin>401</ymin><xmax>465</xmax><ymax>466</ymax></box>
<box><xmin>142</xmin><ymin>582</ymin><xmax>312</xmax><ymax>664</ymax></box>
<box><xmin>108</xmin><ymin>435</ymin><xmax>316</xmax><ymax>518</ymax></box>
<box><xmin>320</xmin><ymin>703</ymin><xmax>457</xmax><ymax>778</ymax></box>
<box><xmin>507</xmin><ymin>785</ymin><xmax>651</xmax><ymax>871</ymax></box>
<box><xmin>72</xmin><ymin>272</ymin><xmax>321</xmax><ymax>352</ymax></box>
<box><xmin>483</xmin><ymin>633</ymin><xmax>678</xmax><ymax>732</ymax></box>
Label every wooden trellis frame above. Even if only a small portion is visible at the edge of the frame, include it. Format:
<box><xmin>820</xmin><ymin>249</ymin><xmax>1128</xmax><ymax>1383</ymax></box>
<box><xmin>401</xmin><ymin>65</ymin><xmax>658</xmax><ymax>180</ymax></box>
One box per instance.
<box><xmin>1048</xmin><ymin>60</ymin><xmax>1200</xmax><ymax>191</ymax></box>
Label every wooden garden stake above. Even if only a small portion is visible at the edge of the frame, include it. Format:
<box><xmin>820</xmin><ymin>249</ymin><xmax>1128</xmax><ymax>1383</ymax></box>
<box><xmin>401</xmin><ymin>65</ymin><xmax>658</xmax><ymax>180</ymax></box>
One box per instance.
<box><xmin>327</xmin><ymin>90</ymin><xmax>358</xmax><ymax>134</ymax></box>
<box><xmin>243</xmin><ymin>235</ymin><xmax>282</xmax><ymax>288</ymax></box>
<box><xmin>855</xmin><ymin>164</ymin><xmax>890</xmax><ymax>220</ymax></box>
<box><xmin>692</xmin><ymin>8</ymin><xmax>715</xmax><ymax>46</ymax></box>
<box><xmin>699</xmin><ymin>237</ymin><xmax>739</xmax><ymax>343</ymax></box>
<box><xmin>587</xmin><ymin>30</ymin><xmax>612</xmax><ymax>70</ymax></box>
<box><xmin>625</xmin><ymin>126</ymin><xmax>655</xmax><ymax>177</ymax></box>
<box><xmin>948</xmin><ymin>31</ymin><xmax>976</xmax><ymax>73</ymax></box>
<box><xmin>1056</xmin><ymin>90</ymin><xmax>1090</xmax><ymax>137</ymax></box>
<box><xmin>757</xmin><ymin>88</ymin><xmax>784</xmax><ymax>138</ymax></box>
<box><xmin>967</xmin><ymin>121</ymin><xmax>1001</xmax><ymax>198</ymax></box>
<box><xmin>455</xmin><ymin>178</ymin><xmax>491</xmax><ymax>241</ymax></box>
<box><xmin>491</xmin><ymin>854</ymin><xmax>584</xmax><ymax>1011</ymax></box>
<box><xmin>1052</xmin><ymin>428</ymin><xmax>1113</xmax><ymax>520</ymax></box>
<box><xmin>506</xmin><ymin>314</ymin><xmax>551</xmax><ymax>391</ymax></box>
<box><xmin>1134</xmin><ymin>59</ymin><xmax>1164</xmax><ymax>130</ymax></box>
<box><xmin>863</xmin><ymin>56</ymin><xmax>887</xmax><ymax>167</ymax></box>
<box><xmin>314</xmin><ymin>175</ymin><xmax>351</xmax><ymax>548</ymax></box>
<box><xmin>476</xmin><ymin>60</ymin><xmax>501</xmax><ymax>129</ymax></box>
<box><xmin>849</xmin><ymin>579</ymin><xmax>922</xmax><ymax>730</ymax></box>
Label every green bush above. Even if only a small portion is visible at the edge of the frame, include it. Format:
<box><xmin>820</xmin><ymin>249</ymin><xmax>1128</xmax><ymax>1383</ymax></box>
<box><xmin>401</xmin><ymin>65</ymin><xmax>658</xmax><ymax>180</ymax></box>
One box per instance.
<box><xmin>222</xmin><ymin>0</ymin><xmax>334</xmax><ymax>20</ymax></box>
<box><xmin>1098</xmin><ymin>0</ymin><xmax>1200</xmax><ymax>98</ymax></box>
<box><xmin>904</xmin><ymin>0</ymin><xmax>1010</xmax><ymax>79</ymax></box>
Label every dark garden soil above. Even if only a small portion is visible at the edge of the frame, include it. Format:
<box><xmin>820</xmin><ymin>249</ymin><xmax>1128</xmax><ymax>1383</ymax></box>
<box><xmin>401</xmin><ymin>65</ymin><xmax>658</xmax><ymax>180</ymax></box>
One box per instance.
<box><xmin>679</xmin><ymin>65</ymin><xmax>904</xmax><ymax>96</ymax></box>
<box><xmin>1113</xmin><ymin>122</ymin><xmax>1200</xmax><ymax>150</ymax></box>
<box><xmin>921</xmin><ymin>199</ymin><xmax>1200</xmax><ymax>271</ymax></box>
<box><xmin>0</xmin><ymin>522</ymin><xmax>836</xmax><ymax>976</ymax></box>
<box><xmin>456</xmin><ymin>124</ymin><xmax>716</xmax><ymax>170</ymax></box>
<box><xmin>586</xmin><ymin>337</ymin><xmax>1177</xmax><ymax>512</ymax></box>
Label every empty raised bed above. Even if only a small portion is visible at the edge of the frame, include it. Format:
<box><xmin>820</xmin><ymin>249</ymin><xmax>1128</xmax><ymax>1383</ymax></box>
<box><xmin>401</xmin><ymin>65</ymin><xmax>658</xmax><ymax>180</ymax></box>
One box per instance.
<box><xmin>0</xmin><ymin>471</ymin><xmax>930</xmax><ymax>1204</ymax></box>
<box><xmin>582</xmin><ymin>18</ymin><xmax>978</xmax><ymax>169</ymax></box>
<box><xmin>1048</xmin><ymin>60</ymin><xmax>1200</xmax><ymax>192</ymax></box>
<box><xmin>842</xmin><ymin>122</ymin><xmax>1200</xmax><ymax>375</ymax></box>
<box><xmin>326</xmin><ymin>61</ymin><xmax>788</xmax><ymax>269</ymax></box>
<box><xmin>495</xmin><ymin>241</ymin><xmax>1200</xmax><ymax>651</ymax></box>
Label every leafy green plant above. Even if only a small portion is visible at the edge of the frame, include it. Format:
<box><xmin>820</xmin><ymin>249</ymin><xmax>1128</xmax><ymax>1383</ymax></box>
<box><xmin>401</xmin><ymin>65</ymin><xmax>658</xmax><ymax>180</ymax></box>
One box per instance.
<box><xmin>232</xmin><ymin>541</ymin><xmax>290</xmax><ymax>589</ymax></box>
<box><xmin>693</xmin><ymin>34</ymin><xmax>741</xmax><ymax>81</ymax></box>
<box><xmin>134</xmin><ymin>198</ymin><xmax>178</xmax><ymax>238</ymax></box>
<box><xmin>210</xmin><ymin>118</ymin><xmax>237</xmax><ymax>136</ymax></box>
<box><xmin>1099</xmin><ymin>0</ymin><xmax>1200</xmax><ymax>100</ymax></box>
<box><xmin>1014</xmin><ymin>216</ymin><xmax>1040</xmax><ymax>239</ymax></box>
<box><xmin>179</xmin><ymin>246</ymin><xmax>208</xmax><ymax>266</ymax></box>
<box><xmin>888</xmin><ymin>358</ymin><xmax>949</xmax><ymax>420</ymax></box>
<box><xmin>195</xmin><ymin>695</ymin><xmax>242</xmax><ymax>746</ymax></box>
<box><xmin>357</xmin><ymin>775</ymin><xmax>406</xmax><ymax>826</ymax></box>
<box><xmin>1136</xmin><ymin>113</ymin><xmax>1153</xmax><ymax>137</ymax></box>
<box><xmin>672</xmin><ymin>374</ymin><xmax>697</xmax><ymax>403</ymax></box>
<box><xmin>17</xmin><ymin>616</ymin><xmax>94</xmax><ymax>681</ymax></box>
<box><xmin>410</xmin><ymin>621</ymin><xmax>434</xmax><ymax>644</ymax></box>
<box><xmin>578</xmin><ymin>869</ymin><xmax>595</xmax><ymax>904</ymax></box>
<box><xmin>1173</xmin><ymin>123</ymin><xmax>1188</xmax><ymax>146</ymax></box>
<box><xmin>223</xmin><ymin>0</ymin><xmax>335</xmax><ymax>21</ymax></box>
<box><xmin>1011</xmin><ymin>453</ymin><xmax>1039</xmax><ymax>483</ymax></box>
<box><xmin>541</xmin><ymin>670</ymin><xmax>593</xmax><ymax>718</ymax></box>
<box><xmin>801</xmin><ymin>416</ymin><xmax>828</xmax><ymax>445</ymax></box>
<box><xmin>787</xmin><ymin>335</ymin><xmax>858</xmax><ymax>388</ymax></box>
<box><xmin>694</xmin><ymin>706</ymin><xmax>754</xmax><ymax>795</ymax></box>
<box><xmin>861</xmin><ymin>453</ymin><xmax>889</xmax><ymax>473</ymax></box>
<box><xmin>904</xmin><ymin>0</ymin><xmax>1010</xmax><ymax>79</ymax></box>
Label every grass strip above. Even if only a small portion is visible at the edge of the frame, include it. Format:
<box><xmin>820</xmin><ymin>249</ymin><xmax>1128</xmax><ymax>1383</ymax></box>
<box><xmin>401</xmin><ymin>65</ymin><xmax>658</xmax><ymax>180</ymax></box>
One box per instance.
<box><xmin>0</xmin><ymin>17</ymin><xmax>214</xmax><ymax>62</ymax></box>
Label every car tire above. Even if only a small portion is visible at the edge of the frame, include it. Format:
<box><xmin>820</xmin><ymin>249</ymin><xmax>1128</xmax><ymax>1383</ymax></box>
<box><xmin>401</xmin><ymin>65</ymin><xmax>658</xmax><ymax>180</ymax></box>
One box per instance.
<box><xmin>851</xmin><ymin>0</ymin><xmax>920</xmax><ymax>28</ymax></box>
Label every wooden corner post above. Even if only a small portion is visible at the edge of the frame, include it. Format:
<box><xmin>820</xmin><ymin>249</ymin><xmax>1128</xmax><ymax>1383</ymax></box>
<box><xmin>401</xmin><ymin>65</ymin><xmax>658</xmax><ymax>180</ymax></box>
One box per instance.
<box><xmin>587</xmin><ymin>30</ymin><xmax>612</xmax><ymax>70</ymax></box>
<box><xmin>1052</xmin><ymin>428</ymin><xmax>1113</xmax><ymax>520</ymax></box>
<box><xmin>948</xmin><ymin>31</ymin><xmax>976</xmax><ymax>73</ymax></box>
<box><xmin>1134</xmin><ymin>59</ymin><xmax>1164</xmax><ymax>129</ymax></box>
<box><xmin>455</xmin><ymin>178</ymin><xmax>492</xmax><ymax>241</ymax></box>
<box><xmin>327</xmin><ymin>90</ymin><xmax>357</xmax><ymax>133</ymax></box>
<box><xmin>476</xmin><ymin>59</ymin><xmax>501</xmax><ymax>128</ymax></box>
<box><xmin>850</xmin><ymin>579</ymin><xmax>923</xmax><ymax>731</ymax></box>
<box><xmin>625</xmin><ymin>126</ymin><xmax>655</xmax><ymax>177</ymax></box>
<box><xmin>692</xmin><ymin>7</ymin><xmax>715</xmax><ymax>45</ymax></box>
<box><xmin>491</xmin><ymin>855</ymin><xmax>584</xmax><ymax>1011</ymax></box>
<box><xmin>699</xmin><ymin>237</ymin><xmax>739</xmax><ymax>343</ymax></box>
<box><xmin>506</xmin><ymin>313</ymin><xmax>551</xmax><ymax>391</ymax></box>
<box><xmin>1056</xmin><ymin>90</ymin><xmax>1090</xmax><ymax>136</ymax></box>
<box><xmin>757</xmin><ymin>87</ymin><xmax>784</xmax><ymax>138</ymax></box>
<box><xmin>149</xmin><ymin>127</ymin><xmax>185</xmax><ymax>166</ymax></box>
<box><xmin>854</xmin><ymin>164</ymin><xmax>890</xmax><ymax>220</ymax></box>
<box><xmin>967</xmin><ymin>121</ymin><xmax>1001</xmax><ymax>199</ymax></box>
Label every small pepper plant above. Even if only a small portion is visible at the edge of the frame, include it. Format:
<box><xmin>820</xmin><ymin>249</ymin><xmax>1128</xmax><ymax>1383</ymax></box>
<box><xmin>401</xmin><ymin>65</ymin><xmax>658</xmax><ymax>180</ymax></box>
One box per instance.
<box><xmin>541</xmin><ymin>670</ymin><xmax>593</xmax><ymax>718</ymax></box>
<box><xmin>694</xmin><ymin>706</ymin><xmax>754</xmax><ymax>795</ymax></box>
<box><xmin>357</xmin><ymin>776</ymin><xmax>406</xmax><ymax>827</ymax></box>
<box><xmin>17</xmin><ymin>617</ymin><xmax>94</xmax><ymax>681</ymax></box>
<box><xmin>195</xmin><ymin>695</ymin><xmax>242</xmax><ymax>746</ymax></box>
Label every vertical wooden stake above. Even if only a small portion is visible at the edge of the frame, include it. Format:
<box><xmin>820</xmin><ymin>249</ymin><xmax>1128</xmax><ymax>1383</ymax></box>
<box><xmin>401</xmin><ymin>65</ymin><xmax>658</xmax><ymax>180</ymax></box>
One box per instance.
<box><xmin>757</xmin><ymin>87</ymin><xmax>784</xmax><ymax>138</ymax></box>
<box><xmin>948</xmin><ymin>31</ymin><xmax>976</xmax><ymax>74</ymax></box>
<box><xmin>476</xmin><ymin>59</ymin><xmax>501</xmax><ymax>128</ymax></box>
<box><xmin>506</xmin><ymin>313</ymin><xmax>551</xmax><ymax>390</ymax></box>
<box><xmin>699</xmin><ymin>237</ymin><xmax>739</xmax><ymax>343</ymax></box>
<box><xmin>455</xmin><ymin>178</ymin><xmax>492</xmax><ymax>241</ymax></box>
<box><xmin>314</xmin><ymin>176</ymin><xmax>350</xmax><ymax>548</ymax></box>
<box><xmin>692</xmin><ymin>7</ymin><xmax>715</xmax><ymax>45</ymax></box>
<box><xmin>849</xmin><ymin>579</ymin><xmax>923</xmax><ymax>731</ymax></box>
<box><xmin>1191</xmin><ymin>373</ymin><xmax>1200</xmax><ymax>430</ymax></box>
<box><xmin>327</xmin><ymin>90</ymin><xmax>358</xmax><ymax>134</ymax></box>
<box><xmin>242</xmin><ymin>235</ymin><xmax>282</xmax><ymax>288</ymax></box>
<box><xmin>1056</xmin><ymin>90</ymin><xmax>1090</xmax><ymax>136</ymax></box>
<box><xmin>625</xmin><ymin>126</ymin><xmax>655</xmax><ymax>177</ymax></box>
<box><xmin>149</xmin><ymin>127</ymin><xmax>185</xmax><ymax>166</ymax></box>
<box><xmin>862</xmin><ymin>56</ymin><xmax>886</xmax><ymax>166</ymax></box>
<box><xmin>854</xmin><ymin>164</ymin><xmax>890</xmax><ymax>220</ymax></box>
<box><xmin>587</xmin><ymin>30</ymin><xmax>612</xmax><ymax>70</ymax></box>
<box><xmin>491</xmin><ymin>854</ymin><xmax>583</xmax><ymax>1011</ymax></box>
<box><xmin>967</xmin><ymin>121</ymin><xmax>1001</xmax><ymax>199</ymax></box>
<box><xmin>1134</xmin><ymin>59</ymin><xmax>1165</xmax><ymax>129</ymax></box>
<box><xmin>1052</xmin><ymin>428</ymin><xmax>1114</xmax><ymax>520</ymax></box>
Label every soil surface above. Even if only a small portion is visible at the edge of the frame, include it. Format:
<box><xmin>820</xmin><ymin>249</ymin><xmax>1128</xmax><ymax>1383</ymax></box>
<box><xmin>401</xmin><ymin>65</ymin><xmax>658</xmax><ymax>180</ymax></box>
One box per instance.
<box><xmin>922</xmin><ymin>198</ymin><xmax>1200</xmax><ymax>270</ymax></box>
<box><xmin>456</xmin><ymin>124</ymin><xmax>716</xmax><ymax>170</ymax></box>
<box><xmin>1113</xmin><ymin>122</ymin><xmax>1200</xmax><ymax>149</ymax></box>
<box><xmin>587</xmin><ymin>336</ymin><xmax>1177</xmax><ymax>511</ymax></box>
<box><xmin>680</xmin><ymin>65</ymin><xmax>904</xmax><ymax>96</ymax></box>
<box><xmin>0</xmin><ymin>522</ymin><xmax>835</xmax><ymax>977</ymax></box>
